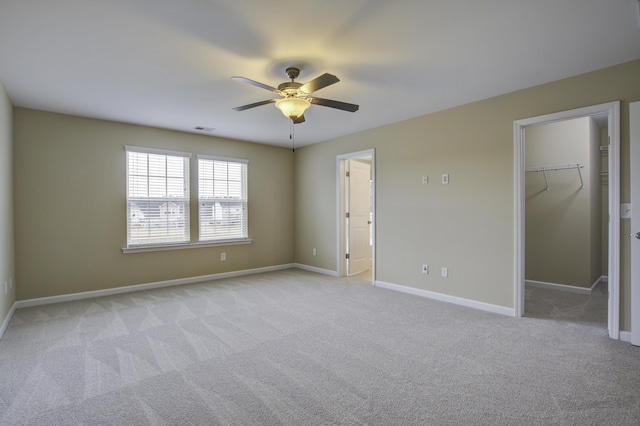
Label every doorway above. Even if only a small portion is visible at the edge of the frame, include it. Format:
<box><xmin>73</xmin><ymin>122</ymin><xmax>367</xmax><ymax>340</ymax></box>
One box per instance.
<box><xmin>337</xmin><ymin>149</ymin><xmax>375</xmax><ymax>282</ymax></box>
<box><xmin>514</xmin><ymin>102</ymin><xmax>620</xmax><ymax>339</ymax></box>
<box><xmin>523</xmin><ymin>116</ymin><xmax>608</xmax><ymax>325</ymax></box>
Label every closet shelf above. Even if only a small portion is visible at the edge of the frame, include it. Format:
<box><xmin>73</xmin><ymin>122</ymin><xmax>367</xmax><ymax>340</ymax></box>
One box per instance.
<box><xmin>525</xmin><ymin>163</ymin><xmax>584</xmax><ymax>191</ymax></box>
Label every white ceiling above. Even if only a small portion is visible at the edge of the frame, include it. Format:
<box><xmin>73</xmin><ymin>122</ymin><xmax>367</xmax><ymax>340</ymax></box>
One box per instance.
<box><xmin>1</xmin><ymin>0</ymin><xmax>639</xmax><ymax>148</ymax></box>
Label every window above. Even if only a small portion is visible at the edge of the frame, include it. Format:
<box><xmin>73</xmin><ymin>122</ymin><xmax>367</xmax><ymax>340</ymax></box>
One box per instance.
<box><xmin>126</xmin><ymin>146</ymin><xmax>191</xmax><ymax>247</ymax></box>
<box><xmin>198</xmin><ymin>155</ymin><xmax>248</xmax><ymax>242</ymax></box>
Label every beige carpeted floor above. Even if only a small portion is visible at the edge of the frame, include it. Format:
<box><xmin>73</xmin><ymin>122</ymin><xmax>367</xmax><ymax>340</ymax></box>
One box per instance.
<box><xmin>0</xmin><ymin>269</ymin><xmax>638</xmax><ymax>425</ymax></box>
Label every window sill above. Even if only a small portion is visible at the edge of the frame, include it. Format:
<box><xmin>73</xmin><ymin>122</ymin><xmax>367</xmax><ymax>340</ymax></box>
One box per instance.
<box><xmin>122</xmin><ymin>238</ymin><xmax>253</xmax><ymax>254</ymax></box>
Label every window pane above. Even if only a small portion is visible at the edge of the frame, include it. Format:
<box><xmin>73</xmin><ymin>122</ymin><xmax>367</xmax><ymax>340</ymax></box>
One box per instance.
<box><xmin>228</xmin><ymin>181</ymin><xmax>242</xmax><ymax>198</ymax></box>
<box><xmin>199</xmin><ymin>160</ymin><xmax>213</xmax><ymax>180</ymax></box>
<box><xmin>166</xmin><ymin>157</ymin><xmax>184</xmax><ymax>178</ymax></box>
<box><xmin>198</xmin><ymin>157</ymin><xmax>247</xmax><ymax>242</ymax></box>
<box><xmin>129</xmin><ymin>152</ymin><xmax>148</xmax><ymax>175</ymax></box>
<box><xmin>200</xmin><ymin>179</ymin><xmax>213</xmax><ymax>198</ymax></box>
<box><xmin>148</xmin><ymin>154</ymin><xmax>166</xmax><ymax>176</ymax></box>
<box><xmin>213</xmin><ymin>161</ymin><xmax>227</xmax><ymax>180</ymax></box>
<box><xmin>199</xmin><ymin>201</ymin><xmax>246</xmax><ymax>240</ymax></box>
<box><xmin>228</xmin><ymin>163</ymin><xmax>242</xmax><ymax>180</ymax></box>
<box><xmin>167</xmin><ymin>177</ymin><xmax>184</xmax><ymax>197</ymax></box>
<box><xmin>127</xmin><ymin>149</ymin><xmax>189</xmax><ymax>246</ymax></box>
<box><xmin>148</xmin><ymin>177</ymin><xmax>167</xmax><ymax>197</ymax></box>
<box><xmin>214</xmin><ymin>180</ymin><xmax>228</xmax><ymax>198</ymax></box>
<box><xmin>129</xmin><ymin>176</ymin><xmax>148</xmax><ymax>197</ymax></box>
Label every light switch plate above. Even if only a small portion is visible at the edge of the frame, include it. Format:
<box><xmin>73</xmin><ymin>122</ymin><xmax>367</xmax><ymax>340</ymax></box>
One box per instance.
<box><xmin>621</xmin><ymin>203</ymin><xmax>631</xmax><ymax>219</ymax></box>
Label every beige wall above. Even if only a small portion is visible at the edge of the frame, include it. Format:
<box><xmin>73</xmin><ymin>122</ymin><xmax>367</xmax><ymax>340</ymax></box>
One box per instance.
<box><xmin>13</xmin><ymin>109</ymin><xmax>295</xmax><ymax>300</ymax></box>
<box><xmin>0</xmin><ymin>80</ymin><xmax>15</xmax><ymax>330</ymax></box>
<box><xmin>524</xmin><ymin>117</ymin><xmax>601</xmax><ymax>288</ymax></box>
<box><xmin>294</xmin><ymin>59</ymin><xmax>640</xmax><ymax>329</ymax></box>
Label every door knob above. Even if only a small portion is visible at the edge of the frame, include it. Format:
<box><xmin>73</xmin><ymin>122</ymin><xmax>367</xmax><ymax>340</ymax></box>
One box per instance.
<box><xmin>636</xmin><ymin>232</ymin><xmax>640</xmax><ymax>240</ymax></box>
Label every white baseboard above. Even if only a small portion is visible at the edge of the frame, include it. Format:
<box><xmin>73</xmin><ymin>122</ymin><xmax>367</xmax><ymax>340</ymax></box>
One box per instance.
<box><xmin>0</xmin><ymin>302</ymin><xmax>17</xmax><ymax>341</ymax></box>
<box><xmin>374</xmin><ymin>280</ymin><xmax>515</xmax><ymax>317</ymax></box>
<box><xmin>525</xmin><ymin>276</ymin><xmax>606</xmax><ymax>295</ymax></box>
<box><xmin>15</xmin><ymin>264</ymin><xmax>297</xmax><ymax>309</ymax></box>
<box><xmin>620</xmin><ymin>331</ymin><xmax>632</xmax><ymax>343</ymax></box>
<box><xmin>293</xmin><ymin>263</ymin><xmax>339</xmax><ymax>277</ymax></box>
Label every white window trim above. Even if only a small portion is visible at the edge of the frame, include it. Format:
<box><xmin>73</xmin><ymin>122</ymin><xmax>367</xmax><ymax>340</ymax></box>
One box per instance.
<box><xmin>122</xmin><ymin>238</ymin><xmax>253</xmax><ymax>254</ymax></box>
<box><xmin>197</xmin><ymin>154</ymin><xmax>249</xmax><ymax>164</ymax></box>
<box><xmin>125</xmin><ymin>145</ymin><xmax>193</xmax><ymax>158</ymax></box>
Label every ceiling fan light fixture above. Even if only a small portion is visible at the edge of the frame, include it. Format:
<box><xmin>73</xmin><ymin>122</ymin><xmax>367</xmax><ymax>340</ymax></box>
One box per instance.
<box><xmin>275</xmin><ymin>97</ymin><xmax>310</xmax><ymax>120</ymax></box>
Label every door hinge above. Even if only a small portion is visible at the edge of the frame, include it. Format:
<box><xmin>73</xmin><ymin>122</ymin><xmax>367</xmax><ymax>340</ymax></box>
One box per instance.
<box><xmin>346</xmin><ymin>171</ymin><xmax>350</xmax><ymax>177</ymax></box>
<box><xmin>346</xmin><ymin>253</ymin><xmax>350</xmax><ymax>259</ymax></box>
<box><xmin>346</xmin><ymin>212</ymin><xmax>350</xmax><ymax>218</ymax></box>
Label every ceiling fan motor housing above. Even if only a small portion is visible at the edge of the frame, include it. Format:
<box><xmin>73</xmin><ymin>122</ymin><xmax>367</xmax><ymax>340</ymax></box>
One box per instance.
<box><xmin>278</xmin><ymin>81</ymin><xmax>303</xmax><ymax>97</ymax></box>
<box><xmin>279</xmin><ymin>67</ymin><xmax>306</xmax><ymax>97</ymax></box>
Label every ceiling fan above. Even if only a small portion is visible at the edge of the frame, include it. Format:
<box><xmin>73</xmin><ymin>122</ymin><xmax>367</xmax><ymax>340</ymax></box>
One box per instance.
<box><xmin>232</xmin><ymin>67</ymin><xmax>359</xmax><ymax>124</ymax></box>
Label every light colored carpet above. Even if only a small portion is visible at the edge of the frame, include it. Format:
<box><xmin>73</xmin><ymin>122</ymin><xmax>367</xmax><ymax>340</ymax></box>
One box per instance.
<box><xmin>525</xmin><ymin>281</ymin><xmax>608</xmax><ymax>325</ymax></box>
<box><xmin>1</xmin><ymin>269</ymin><xmax>639</xmax><ymax>425</ymax></box>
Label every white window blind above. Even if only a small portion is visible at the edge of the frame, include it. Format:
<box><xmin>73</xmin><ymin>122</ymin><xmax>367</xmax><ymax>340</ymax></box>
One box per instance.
<box><xmin>126</xmin><ymin>147</ymin><xmax>190</xmax><ymax>247</ymax></box>
<box><xmin>198</xmin><ymin>155</ymin><xmax>248</xmax><ymax>241</ymax></box>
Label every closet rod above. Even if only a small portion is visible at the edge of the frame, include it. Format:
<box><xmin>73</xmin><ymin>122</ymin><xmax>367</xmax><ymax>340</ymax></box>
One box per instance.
<box><xmin>525</xmin><ymin>163</ymin><xmax>584</xmax><ymax>191</ymax></box>
<box><xmin>524</xmin><ymin>163</ymin><xmax>584</xmax><ymax>173</ymax></box>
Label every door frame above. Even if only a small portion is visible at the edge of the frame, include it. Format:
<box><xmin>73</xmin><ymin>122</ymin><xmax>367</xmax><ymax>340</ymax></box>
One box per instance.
<box><xmin>336</xmin><ymin>149</ymin><xmax>376</xmax><ymax>282</ymax></box>
<box><xmin>513</xmin><ymin>101</ymin><xmax>620</xmax><ymax>339</ymax></box>
<box><xmin>630</xmin><ymin>101</ymin><xmax>640</xmax><ymax>345</ymax></box>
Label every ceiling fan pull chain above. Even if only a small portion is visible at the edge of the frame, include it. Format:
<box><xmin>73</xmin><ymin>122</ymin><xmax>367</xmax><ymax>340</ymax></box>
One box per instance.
<box><xmin>290</xmin><ymin>119</ymin><xmax>295</xmax><ymax>153</ymax></box>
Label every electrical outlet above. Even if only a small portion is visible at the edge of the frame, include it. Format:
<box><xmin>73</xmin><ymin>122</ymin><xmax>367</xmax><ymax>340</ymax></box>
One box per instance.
<box><xmin>442</xmin><ymin>174</ymin><xmax>449</xmax><ymax>184</ymax></box>
<box><xmin>422</xmin><ymin>264</ymin><xmax>429</xmax><ymax>274</ymax></box>
<box><xmin>313</xmin><ymin>248</ymin><xmax>317</xmax><ymax>256</ymax></box>
<box><xmin>441</xmin><ymin>267</ymin><xmax>448</xmax><ymax>278</ymax></box>
<box><xmin>422</xmin><ymin>176</ymin><xmax>428</xmax><ymax>184</ymax></box>
<box><xmin>220</xmin><ymin>252</ymin><xmax>226</xmax><ymax>261</ymax></box>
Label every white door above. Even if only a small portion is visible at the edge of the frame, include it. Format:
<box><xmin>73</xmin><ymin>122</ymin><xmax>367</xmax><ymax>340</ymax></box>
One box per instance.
<box><xmin>347</xmin><ymin>159</ymin><xmax>372</xmax><ymax>275</ymax></box>
<box><xmin>630</xmin><ymin>102</ymin><xmax>640</xmax><ymax>346</ymax></box>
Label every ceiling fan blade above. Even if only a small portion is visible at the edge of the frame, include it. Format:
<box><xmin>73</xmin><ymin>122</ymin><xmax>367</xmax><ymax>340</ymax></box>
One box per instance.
<box><xmin>299</xmin><ymin>73</ymin><xmax>340</xmax><ymax>94</ymax></box>
<box><xmin>233</xmin><ymin>99</ymin><xmax>277</xmax><ymax>111</ymax></box>
<box><xmin>293</xmin><ymin>114</ymin><xmax>306</xmax><ymax>124</ymax></box>
<box><xmin>309</xmin><ymin>97</ymin><xmax>359</xmax><ymax>113</ymax></box>
<box><xmin>231</xmin><ymin>76</ymin><xmax>279</xmax><ymax>93</ymax></box>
